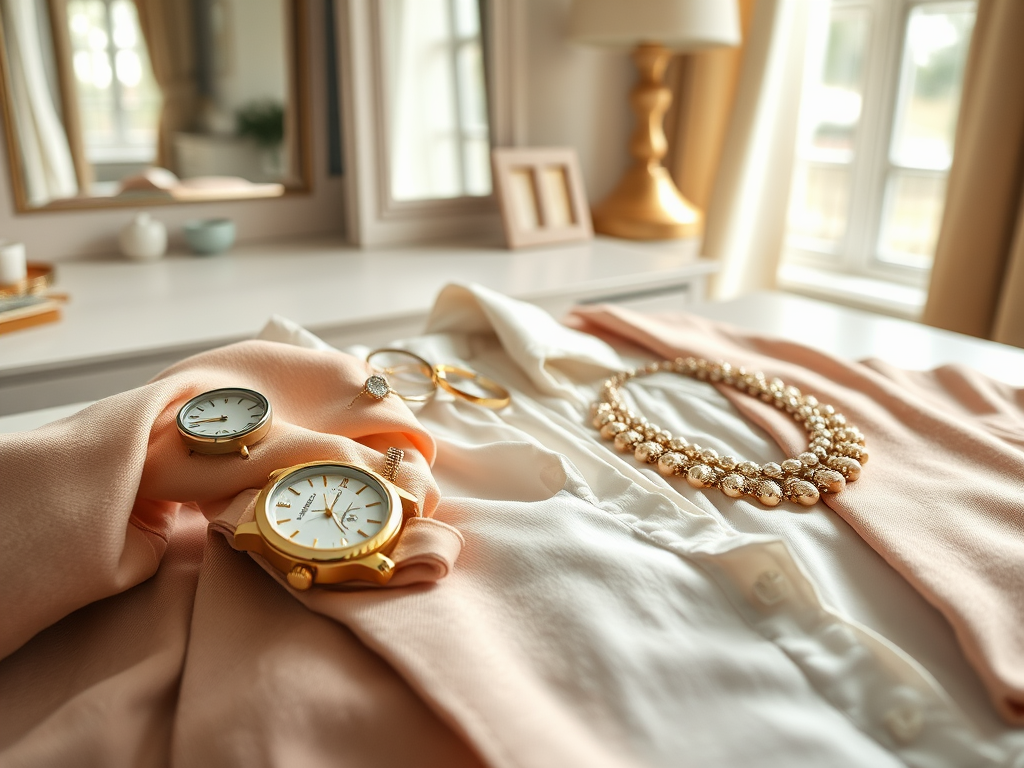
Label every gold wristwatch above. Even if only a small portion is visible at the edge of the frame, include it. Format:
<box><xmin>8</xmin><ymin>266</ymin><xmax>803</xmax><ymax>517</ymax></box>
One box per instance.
<box><xmin>177</xmin><ymin>387</ymin><xmax>272</xmax><ymax>458</ymax></box>
<box><xmin>234</xmin><ymin>448</ymin><xmax>418</xmax><ymax>589</ymax></box>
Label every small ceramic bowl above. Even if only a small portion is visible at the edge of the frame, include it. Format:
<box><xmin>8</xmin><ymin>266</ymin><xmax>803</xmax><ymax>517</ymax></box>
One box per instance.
<box><xmin>183</xmin><ymin>218</ymin><xmax>236</xmax><ymax>256</ymax></box>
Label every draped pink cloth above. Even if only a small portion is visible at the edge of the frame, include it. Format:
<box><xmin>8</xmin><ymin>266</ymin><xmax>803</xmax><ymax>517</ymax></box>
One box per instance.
<box><xmin>568</xmin><ymin>304</ymin><xmax>1024</xmax><ymax>724</ymax></box>
<box><xmin>0</xmin><ymin>340</ymin><xmax>480</xmax><ymax>766</ymax></box>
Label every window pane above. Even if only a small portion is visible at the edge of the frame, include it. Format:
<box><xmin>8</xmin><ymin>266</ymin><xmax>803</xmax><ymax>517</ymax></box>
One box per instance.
<box><xmin>807</xmin><ymin>9</ymin><xmax>870</xmax><ymax>161</ymax></box>
<box><xmin>787</xmin><ymin>6</ymin><xmax>869</xmax><ymax>251</ymax></box>
<box><xmin>878</xmin><ymin>171</ymin><xmax>947</xmax><ymax>268</ymax></box>
<box><xmin>890</xmin><ymin>3</ymin><xmax>974</xmax><ymax>170</ymax></box>
<box><xmin>788</xmin><ymin>162</ymin><xmax>851</xmax><ymax>247</ymax></box>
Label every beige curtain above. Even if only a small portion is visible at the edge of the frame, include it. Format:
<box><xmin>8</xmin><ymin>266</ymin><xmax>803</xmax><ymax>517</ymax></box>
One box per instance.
<box><xmin>681</xmin><ymin>0</ymin><xmax>819</xmax><ymax>300</ymax></box>
<box><xmin>133</xmin><ymin>0</ymin><xmax>199</xmax><ymax>172</ymax></box>
<box><xmin>1</xmin><ymin>0</ymin><xmax>78</xmax><ymax>205</ymax></box>
<box><xmin>921</xmin><ymin>0</ymin><xmax>1024</xmax><ymax>348</ymax></box>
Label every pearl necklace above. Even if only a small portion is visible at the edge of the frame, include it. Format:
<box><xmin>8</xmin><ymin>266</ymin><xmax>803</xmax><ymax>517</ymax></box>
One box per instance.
<box><xmin>591</xmin><ymin>357</ymin><xmax>867</xmax><ymax>507</ymax></box>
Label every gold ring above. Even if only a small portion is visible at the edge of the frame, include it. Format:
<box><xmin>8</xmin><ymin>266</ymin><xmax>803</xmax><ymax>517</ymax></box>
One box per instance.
<box><xmin>434</xmin><ymin>365</ymin><xmax>511</xmax><ymax>409</ymax></box>
<box><xmin>366</xmin><ymin>348</ymin><xmax>437</xmax><ymax>403</ymax></box>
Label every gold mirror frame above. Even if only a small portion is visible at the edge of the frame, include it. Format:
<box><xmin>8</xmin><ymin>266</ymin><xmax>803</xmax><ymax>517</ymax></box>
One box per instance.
<box><xmin>0</xmin><ymin>0</ymin><xmax>313</xmax><ymax>213</ymax></box>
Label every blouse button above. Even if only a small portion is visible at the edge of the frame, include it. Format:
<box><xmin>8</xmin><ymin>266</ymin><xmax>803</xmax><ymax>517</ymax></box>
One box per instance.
<box><xmin>884</xmin><ymin>702</ymin><xmax>924</xmax><ymax>744</ymax></box>
<box><xmin>752</xmin><ymin>570</ymin><xmax>789</xmax><ymax>606</ymax></box>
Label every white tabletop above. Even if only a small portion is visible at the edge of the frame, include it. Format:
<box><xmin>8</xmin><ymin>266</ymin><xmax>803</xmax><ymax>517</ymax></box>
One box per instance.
<box><xmin>4</xmin><ymin>289</ymin><xmax>1021</xmax><ymax>434</ymax></box>
<box><xmin>0</xmin><ymin>236</ymin><xmax>709</xmax><ymax>379</ymax></box>
<box><xmin>687</xmin><ymin>292</ymin><xmax>1024</xmax><ymax>386</ymax></box>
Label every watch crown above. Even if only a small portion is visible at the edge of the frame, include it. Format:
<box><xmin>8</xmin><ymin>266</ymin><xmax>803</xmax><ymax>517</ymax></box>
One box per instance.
<box><xmin>287</xmin><ymin>565</ymin><xmax>314</xmax><ymax>591</ymax></box>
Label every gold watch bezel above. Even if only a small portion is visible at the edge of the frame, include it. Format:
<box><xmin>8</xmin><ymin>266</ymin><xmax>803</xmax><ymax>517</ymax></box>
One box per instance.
<box><xmin>236</xmin><ymin>460</ymin><xmax>419</xmax><ymax>587</ymax></box>
<box><xmin>177</xmin><ymin>387</ymin><xmax>273</xmax><ymax>456</ymax></box>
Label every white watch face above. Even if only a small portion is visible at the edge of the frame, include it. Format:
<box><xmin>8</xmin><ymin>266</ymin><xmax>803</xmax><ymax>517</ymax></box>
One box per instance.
<box><xmin>267</xmin><ymin>465</ymin><xmax>391</xmax><ymax>552</ymax></box>
<box><xmin>178</xmin><ymin>388</ymin><xmax>269</xmax><ymax>439</ymax></box>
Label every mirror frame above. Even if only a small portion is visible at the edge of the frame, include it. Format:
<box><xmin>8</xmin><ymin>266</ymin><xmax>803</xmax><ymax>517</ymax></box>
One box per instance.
<box><xmin>338</xmin><ymin>0</ymin><xmax>526</xmax><ymax>246</ymax></box>
<box><xmin>0</xmin><ymin>0</ymin><xmax>314</xmax><ymax>213</ymax></box>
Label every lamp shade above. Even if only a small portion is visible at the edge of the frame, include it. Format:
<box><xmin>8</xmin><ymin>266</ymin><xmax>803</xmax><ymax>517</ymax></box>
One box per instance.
<box><xmin>567</xmin><ymin>0</ymin><xmax>740</xmax><ymax>50</ymax></box>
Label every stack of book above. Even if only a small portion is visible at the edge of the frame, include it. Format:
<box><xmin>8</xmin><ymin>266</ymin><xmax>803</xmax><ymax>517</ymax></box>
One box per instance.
<box><xmin>0</xmin><ymin>294</ymin><xmax>62</xmax><ymax>335</ymax></box>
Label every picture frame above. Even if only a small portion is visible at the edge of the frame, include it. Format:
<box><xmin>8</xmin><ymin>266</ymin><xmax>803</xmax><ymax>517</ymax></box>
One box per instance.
<box><xmin>491</xmin><ymin>147</ymin><xmax>593</xmax><ymax>249</ymax></box>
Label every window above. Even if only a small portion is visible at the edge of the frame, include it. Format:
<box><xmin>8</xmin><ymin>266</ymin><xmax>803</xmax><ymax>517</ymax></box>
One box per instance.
<box><xmin>383</xmin><ymin>0</ymin><xmax>491</xmax><ymax>201</ymax></box>
<box><xmin>781</xmin><ymin>0</ymin><xmax>976</xmax><ymax>313</ymax></box>
<box><xmin>66</xmin><ymin>0</ymin><xmax>161</xmax><ymax>166</ymax></box>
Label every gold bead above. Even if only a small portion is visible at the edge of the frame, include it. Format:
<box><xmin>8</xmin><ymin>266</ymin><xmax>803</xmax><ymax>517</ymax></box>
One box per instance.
<box><xmin>614</xmin><ymin>430</ymin><xmax>643</xmax><ymax>452</ymax></box>
<box><xmin>763</xmin><ymin>462</ymin><xmax>783</xmax><ymax>478</ymax></box>
<box><xmin>786</xmin><ymin>479</ymin><xmax>819</xmax><ymax>506</ymax></box>
<box><xmin>737</xmin><ymin>461</ymin><xmax>760</xmax><ymax>477</ymax></box>
<box><xmin>657</xmin><ymin>451</ymin><xmax>686</xmax><ymax>476</ymax></box>
<box><xmin>813</xmin><ymin>468</ymin><xmax>846</xmax><ymax>494</ymax></box>
<box><xmin>634</xmin><ymin>441</ymin><xmax>664</xmax><ymax>463</ymax></box>
<box><xmin>781</xmin><ymin>458</ymin><xmax>803</xmax><ymax>474</ymax></box>
<box><xmin>600</xmin><ymin>421</ymin><xmax>628</xmax><ymax>440</ymax></box>
<box><xmin>798</xmin><ymin>452</ymin><xmax>819</xmax><ymax>467</ymax></box>
<box><xmin>686</xmin><ymin>464</ymin><xmax>715</xmax><ymax>488</ymax></box>
<box><xmin>827</xmin><ymin>455</ymin><xmax>862</xmax><ymax>481</ymax></box>
<box><xmin>756</xmin><ymin>479</ymin><xmax>783</xmax><ymax>507</ymax></box>
<box><xmin>721</xmin><ymin>473</ymin><xmax>746</xmax><ymax>497</ymax></box>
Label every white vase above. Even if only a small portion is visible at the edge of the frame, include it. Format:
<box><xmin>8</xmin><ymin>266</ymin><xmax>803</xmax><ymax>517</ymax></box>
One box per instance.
<box><xmin>119</xmin><ymin>213</ymin><xmax>168</xmax><ymax>261</ymax></box>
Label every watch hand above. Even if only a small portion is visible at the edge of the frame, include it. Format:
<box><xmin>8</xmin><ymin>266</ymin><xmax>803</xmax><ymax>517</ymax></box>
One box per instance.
<box><xmin>344</xmin><ymin>501</ymin><xmax>362</xmax><ymax>515</ymax></box>
<box><xmin>328</xmin><ymin>507</ymin><xmax>348</xmax><ymax>532</ymax></box>
<box><xmin>189</xmin><ymin>416</ymin><xmax>229</xmax><ymax>425</ymax></box>
<box><xmin>327</xmin><ymin>492</ymin><xmax>341</xmax><ymax>513</ymax></box>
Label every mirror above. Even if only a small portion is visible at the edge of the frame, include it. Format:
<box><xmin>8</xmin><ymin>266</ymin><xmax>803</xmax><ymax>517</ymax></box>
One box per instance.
<box><xmin>0</xmin><ymin>0</ymin><xmax>309</xmax><ymax>211</ymax></box>
<box><xmin>379</xmin><ymin>0</ymin><xmax>492</xmax><ymax>202</ymax></box>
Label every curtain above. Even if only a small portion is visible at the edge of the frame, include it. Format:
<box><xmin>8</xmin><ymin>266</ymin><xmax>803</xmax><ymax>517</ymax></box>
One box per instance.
<box><xmin>1</xmin><ymin>0</ymin><xmax>78</xmax><ymax>205</ymax></box>
<box><xmin>678</xmin><ymin>0</ymin><xmax>819</xmax><ymax>301</ymax></box>
<box><xmin>921</xmin><ymin>0</ymin><xmax>1024</xmax><ymax>348</ymax></box>
<box><xmin>133</xmin><ymin>0</ymin><xmax>199</xmax><ymax>172</ymax></box>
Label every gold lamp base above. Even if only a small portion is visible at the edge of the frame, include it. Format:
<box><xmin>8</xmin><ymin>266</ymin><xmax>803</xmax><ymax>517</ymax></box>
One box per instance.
<box><xmin>592</xmin><ymin>42</ymin><xmax>703</xmax><ymax>241</ymax></box>
<box><xmin>592</xmin><ymin>165</ymin><xmax>702</xmax><ymax>240</ymax></box>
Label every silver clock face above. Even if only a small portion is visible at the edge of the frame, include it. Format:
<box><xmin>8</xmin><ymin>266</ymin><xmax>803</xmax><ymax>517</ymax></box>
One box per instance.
<box><xmin>267</xmin><ymin>465</ymin><xmax>391</xmax><ymax>552</ymax></box>
<box><xmin>178</xmin><ymin>387</ymin><xmax>270</xmax><ymax>439</ymax></box>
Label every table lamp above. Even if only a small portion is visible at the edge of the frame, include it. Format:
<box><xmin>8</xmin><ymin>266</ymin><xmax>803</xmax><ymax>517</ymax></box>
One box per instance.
<box><xmin>568</xmin><ymin>0</ymin><xmax>740</xmax><ymax>240</ymax></box>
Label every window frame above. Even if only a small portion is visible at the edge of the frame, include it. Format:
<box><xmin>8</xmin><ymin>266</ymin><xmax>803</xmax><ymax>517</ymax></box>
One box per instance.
<box><xmin>783</xmin><ymin>0</ymin><xmax>976</xmax><ymax>290</ymax></box>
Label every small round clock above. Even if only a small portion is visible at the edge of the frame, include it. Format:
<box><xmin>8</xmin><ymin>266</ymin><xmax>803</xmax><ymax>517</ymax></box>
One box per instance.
<box><xmin>233</xmin><ymin>453</ymin><xmax>419</xmax><ymax>589</ymax></box>
<box><xmin>177</xmin><ymin>387</ymin><xmax>273</xmax><ymax>458</ymax></box>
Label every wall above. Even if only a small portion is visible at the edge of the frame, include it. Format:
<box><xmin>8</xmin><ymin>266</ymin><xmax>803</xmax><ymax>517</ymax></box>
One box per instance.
<box><xmin>0</xmin><ymin>0</ymin><xmax>345</xmax><ymax>262</ymax></box>
<box><xmin>522</xmin><ymin>0</ymin><xmax>633</xmax><ymax>207</ymax></box>
<box><xmin>0</xmin><ymin>0</ymin><xmax>632</xmax><ymax>262</ymax></box>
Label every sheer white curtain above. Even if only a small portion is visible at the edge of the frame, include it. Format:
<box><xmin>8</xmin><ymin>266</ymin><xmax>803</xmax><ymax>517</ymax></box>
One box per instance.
<box><xmin>702</xmin><ymin>0</ymin><xmax>823</xmax><ymax>300</ymax></box>
<box><xmin>1</xmin><ymin>0</ymin><xmax>78</xmax><ymax>205</ymax></box>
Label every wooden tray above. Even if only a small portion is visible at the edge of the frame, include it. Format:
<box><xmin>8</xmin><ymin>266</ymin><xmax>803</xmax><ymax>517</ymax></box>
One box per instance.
<box><xmin>0</xmin><ymin>263</ymin><xmax>55</xmax><ymax>299</ymax></box>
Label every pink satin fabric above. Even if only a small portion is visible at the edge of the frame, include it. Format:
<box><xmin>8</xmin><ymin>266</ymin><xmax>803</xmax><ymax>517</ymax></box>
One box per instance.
<box><xmin>0</xmin><ymin>340</ymin><xmax>480</xmax><ymax>766</ymax></box>
<box><xmin>568</xmin><ymin>304</ymin><xmax>1024</xmax><ymax>724</ymax></box>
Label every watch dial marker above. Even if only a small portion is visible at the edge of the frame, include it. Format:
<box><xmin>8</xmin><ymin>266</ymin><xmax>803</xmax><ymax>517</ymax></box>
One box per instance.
<box><xmin>366</xmin><ymin>502</ymin><xmax>381</xmax><ymax>508</ymax></box>
<box><xmin>313</xmin><ymin>538</ymin><xmax>318</xmax><ymax>547</ymax></box>
<box><xmin>339</xmin><ymin>478</ymin><xmax>349</xmax><ymax>488</ymax></box>
<box><xmin>288</xmin><ymin>487</ymin><xmax>300</xmax><ymax>496</ymax></box>
<box><xmin>278</xmin><ymin>518</ymin><xmax>292</xmax><ymax>523</ymax></box>
<box><xmin>367</xmin><ymin>519</ymin><xmax>381</xmax><ymax>524</ymax></box>
<box><xmin>357</xmin><ymin>529</ymin><xmax>369</xmax><ymax>538</ymax></box>
<box><xmin>276</xmin><ymin>502</ymin><xmax>291</xmax><ymax>507</ymax></box>
<box><xmin>289</xmin><ymin>531</ymin><xmax>299</xmax><ymax>539</ymax></box>
<box><xmin>355</xmin><ymin>485</ymin><xmax>367</xmax><ymax>495</ymax></box>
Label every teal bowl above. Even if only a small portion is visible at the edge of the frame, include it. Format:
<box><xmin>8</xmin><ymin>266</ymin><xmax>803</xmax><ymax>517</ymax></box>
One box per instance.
<box><xmin>183</xmin><ymin>218</ymin><xmax>236</xmax><ymax>255</ymax></box>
